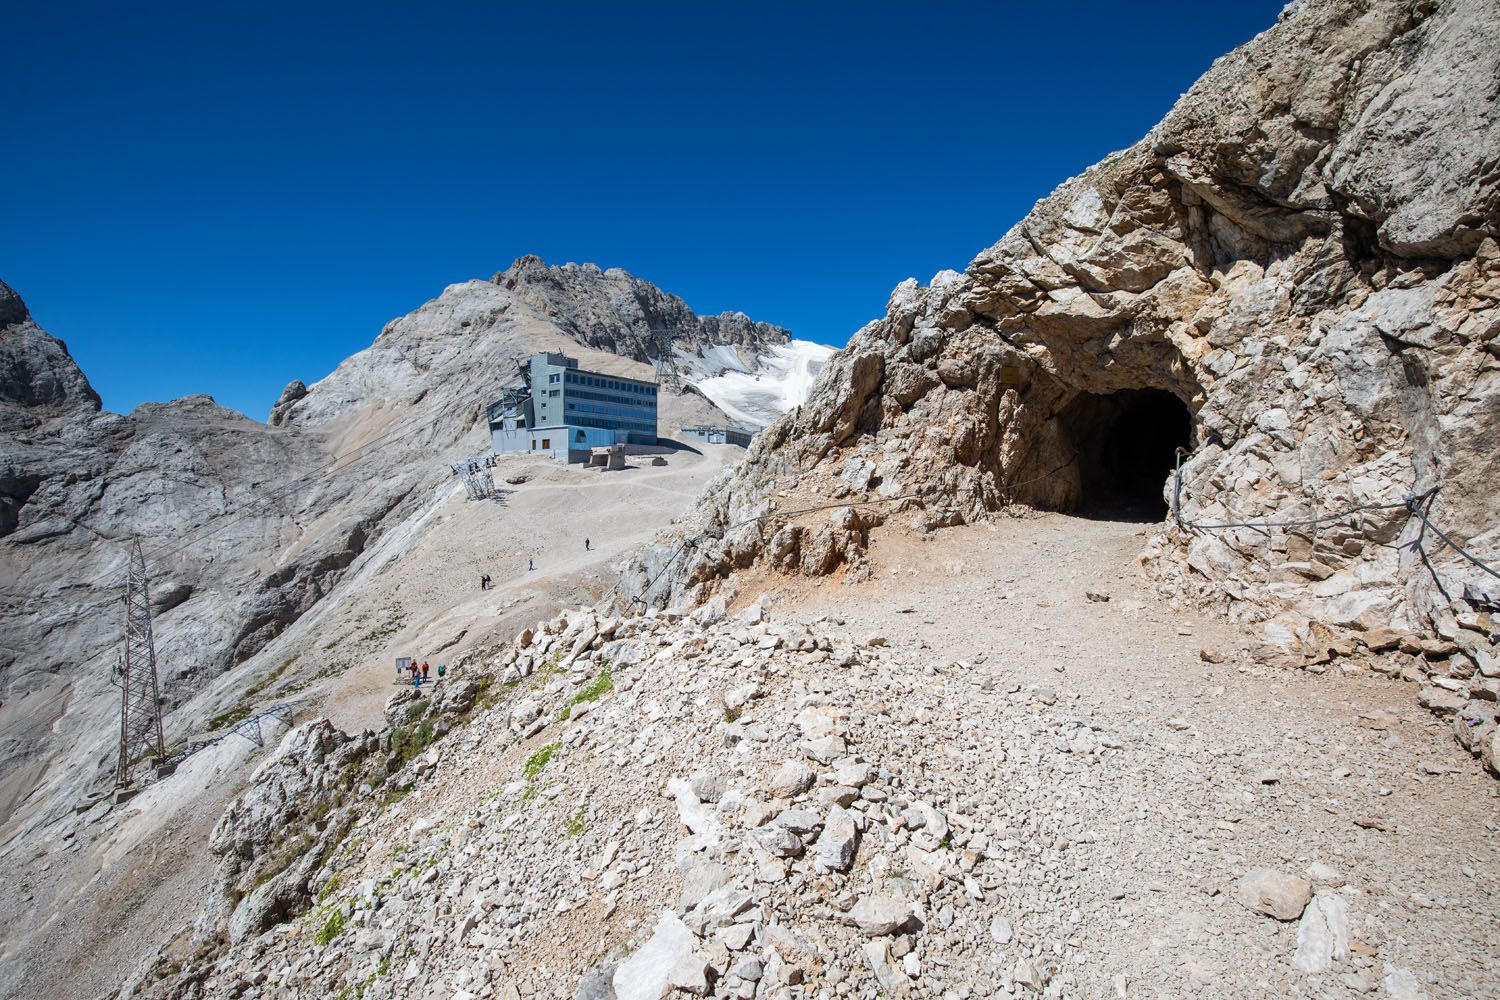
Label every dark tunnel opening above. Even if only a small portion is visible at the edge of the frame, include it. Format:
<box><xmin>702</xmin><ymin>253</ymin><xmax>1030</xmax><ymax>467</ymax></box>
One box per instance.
<box><xmin>1057</xmin><ymin>388</ymin><xmax>1193</xmax><ymax>522</ymax></box>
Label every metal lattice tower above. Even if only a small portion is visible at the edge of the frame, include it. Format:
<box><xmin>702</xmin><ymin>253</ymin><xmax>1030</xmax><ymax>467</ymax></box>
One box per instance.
<box><xmin>651</xmin><ymin>328</ymin><xmax>682</xmax><ymax>393</ymax></box>
<box><xmin>452</xmin><ymin>456</ymin><xmax>497</xmax><ymax>500</ymax></box>
<box><xmin>116</xmin><ymin>537</ymin><xmax>166</xmax><ymax>787</ymax></box>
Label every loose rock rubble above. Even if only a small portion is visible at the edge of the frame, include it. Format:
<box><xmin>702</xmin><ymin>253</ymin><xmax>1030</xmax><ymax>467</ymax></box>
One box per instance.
<box><xmin>119</xmin><ymin>576</ymin><xmax>1499</xmax><ymax>998</ymax></box>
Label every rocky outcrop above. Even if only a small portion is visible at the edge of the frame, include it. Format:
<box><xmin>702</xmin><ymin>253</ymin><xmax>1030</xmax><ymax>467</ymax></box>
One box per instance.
<box><xmin>494</xmin><ymin>254</ymin><xmax>790</xmax><ymax>366</ymax></box>
<box><xmin>266</xmin><ymin>378</ymin><xmax>308</xmax><ymax>427</ymax></box>
<box><xmin>0</xmin><ymin>280</ymin><xmax>101</xmax><ymax>428</ymax></box>
<box><xmin>618</xmin><ymin>0</ymin><xmax>1500</xmax><ymax>750</ymax></box>
<box><xmin>207</xmin><ymin>720</ymin><xmax>378</xmax><ymax>942</ymax></box>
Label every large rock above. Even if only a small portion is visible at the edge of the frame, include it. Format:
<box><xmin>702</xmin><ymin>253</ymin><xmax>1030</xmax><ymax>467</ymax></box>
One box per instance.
<box><xmin>612</xmin><ymin>912</ymin><xmax>706</xmax><ymax>1000</ymax></box>
<box><xmin>1236</xmin><ymin>868</ymin><xmax>1312</xmax><ymax>921</ymax></box>
<box><xmin>849</xmin><ymin>894</ymin><xmax>915</xmax><ymax>936</ymax></box>
<box><xmin>812</xmin><ymin>805</ymin><xmax>859</xmax><ymax>872</ymax></box>
<box><xmin>1292</xmin><ymin>894</ymin><xmax>1350</xmax><ymax>973</ymax></box>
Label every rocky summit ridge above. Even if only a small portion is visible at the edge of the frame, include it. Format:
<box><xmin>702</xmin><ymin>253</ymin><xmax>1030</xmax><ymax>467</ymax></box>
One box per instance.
<box><xmin>617</xmin><ymin>0</ymin><xmax>1500</xmax><ymax>763</ymax></box>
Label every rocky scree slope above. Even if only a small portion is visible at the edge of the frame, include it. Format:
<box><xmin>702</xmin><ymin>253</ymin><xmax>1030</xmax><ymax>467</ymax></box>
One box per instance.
<box><xmin>120</xmin><ymin>591</ymin><xmax>1497</xmax><ymax>1000</ymax></box>
<box><xmin>0</xmin><ymin>259</ymin><xmax>787</xmax><ymax>861</ymax></box>
<box><xmin>616</xmin><ymin>0</ymin><xmax>1500</xmax><ymax>758</ymax></box>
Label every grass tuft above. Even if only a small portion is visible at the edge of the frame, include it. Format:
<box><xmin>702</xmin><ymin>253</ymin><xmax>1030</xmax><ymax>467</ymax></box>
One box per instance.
<box><xmin>313</xmin><ymin>908</ymin><xmax>347</xmax><ymax>946</ymax></box>
<box><xmin>558</xmin><ymin>665</ymin><xmax>612</xmax><ymax>720</ymax></box>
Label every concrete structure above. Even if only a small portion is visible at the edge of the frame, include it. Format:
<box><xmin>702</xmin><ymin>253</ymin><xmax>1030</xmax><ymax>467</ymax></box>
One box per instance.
<box><xmin>682</xmin><ymin>425</ymin><xmax>757</xmax><ymax>448</ymax></box>
<box><xmin>588</xmin><ymin>444</ymin><xmax>627</xmax><ymax>470</ymax></box>
<box><xmin>488</xmin><ymin>353</ymin><xmax>658</xmax><ymax>463</ymax></box>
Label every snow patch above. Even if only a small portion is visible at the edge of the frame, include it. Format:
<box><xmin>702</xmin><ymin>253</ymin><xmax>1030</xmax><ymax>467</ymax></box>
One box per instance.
<box><xmin>693</xmin><ymin>340</ymin><xmax>835</xmax><ymax>429</ymax></box>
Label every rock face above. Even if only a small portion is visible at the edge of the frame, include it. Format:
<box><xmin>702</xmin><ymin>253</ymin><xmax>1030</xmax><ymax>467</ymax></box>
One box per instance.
<box><xmin>618</xmin><ymin>0</ymin><xmax>1500</xmax><ymax>748</ymax></box>
<box><xmin>0</xmin><ymin>280</ymin><xmax>101</xmax><ymax>425</ymax></box>
<box><xmin>493</xmin><ymin>254</ymin><xmax>789</xmax><ymax>367</ymax></box>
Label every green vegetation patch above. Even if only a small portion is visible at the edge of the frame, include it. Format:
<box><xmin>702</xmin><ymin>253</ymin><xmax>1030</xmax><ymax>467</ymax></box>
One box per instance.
<box><xmin>313</xmin><ymin>908</ymin><xmax>348</xmax><ymax>946</ymax></box>
<box><xmin>566</xmin><ymin>805</ymin><xmax>586</xmax><ymax>837</ymax></box>
<box><xmin>558</xmin><ymin>665</ymin><xmax>612</xmax><ymax>720</ymax></box>
<box><xmin>390</xmin><ymin>719</ymin><xmax>435</xmax><ymax>768</ymax></box>
<box><xmin>316</xmin><ymin>873</ymin><xmax>343</xmax><ymax>903</ymax></box>
<box><xmin>523</xmin><ymin>743</ymin><xmax>559</xmax><ymax>780</ymax></box>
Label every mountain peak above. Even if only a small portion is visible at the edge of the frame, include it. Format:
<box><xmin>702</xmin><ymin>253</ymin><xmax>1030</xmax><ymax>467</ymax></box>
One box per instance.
<box><xmin>490</xmin><ymin>254</ymin><xmax>789</xmax><ymax>364</ymax></box>
<box><xmin>0</xmin><ymin>280</ymin><xmax>102</xmax><ymax>424</ymax></box>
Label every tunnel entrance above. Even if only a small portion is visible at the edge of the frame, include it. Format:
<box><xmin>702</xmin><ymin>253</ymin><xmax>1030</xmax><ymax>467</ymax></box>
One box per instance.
<box><xmin>1056</xmin><ymin>388</ymin><xmax>1192</xmax><ymax>522</ymax></box>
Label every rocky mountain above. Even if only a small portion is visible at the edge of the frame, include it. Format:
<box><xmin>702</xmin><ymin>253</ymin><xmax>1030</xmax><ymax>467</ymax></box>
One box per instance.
<box><xmin>8</xmin><ymin>0</ymin><xmax>1500</xmax><ymax>996</ymax></box>
<box><xmin>618</xmin><ymin>0</ymin><xmax>1500</xmax><ymax>755</ymax></box>
<box><xmin>0</xmin><ymin>260</ymin><xmax>801</xmax><ymax>998</ymax></box>
<box><xmin>492</xmin><ymin>255</ymin><xmax>791</xmax><ymax>375</ymax></box>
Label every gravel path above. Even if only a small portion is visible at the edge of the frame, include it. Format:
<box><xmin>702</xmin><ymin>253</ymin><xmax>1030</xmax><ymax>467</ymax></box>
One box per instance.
<box><xmin>785</xmin><ymin>514</ymin><xmax>1500</xmax><ymax>997</ymax></box>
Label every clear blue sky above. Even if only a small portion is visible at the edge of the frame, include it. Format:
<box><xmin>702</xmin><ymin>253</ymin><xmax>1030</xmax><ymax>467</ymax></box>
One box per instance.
<box><xmin>3</xmin><ymin>1</ymin><xmax>1282</xmax><ymax>420</ymax></box>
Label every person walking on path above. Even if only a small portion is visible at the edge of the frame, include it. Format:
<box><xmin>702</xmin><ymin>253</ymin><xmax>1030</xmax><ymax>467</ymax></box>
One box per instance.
<box><xmin>412</xmin><ymin>671</ymin><xmax>421</xmax><ymax>693</ymax></box>
<box><xmin>528</xmin><ymin>558</ymin><xmax>534</xmax><ymax>571</ymax></box>
<box><xmin>437</xmin><ymin>664</ymin><xmax>446</xmax><ymax>679</ymax></box>
<box><xmin>585</xmin><ymin>538</ymin><xmax>591</xmax><ymax>551</ymax></box>
<box><xmin>421</xmin><ymin>662</ymin><xmax>430</xmax><ymax>681</ymax></box>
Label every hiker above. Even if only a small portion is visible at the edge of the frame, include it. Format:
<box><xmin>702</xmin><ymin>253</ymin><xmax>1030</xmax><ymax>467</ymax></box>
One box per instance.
<box><xmin>585</xmin><ymin>537</ymin><xmax>591</xmax><ymax>551</ymax></box>
<box><xmin>437</xmin><ymin>664</ymin><xmax>446</xmax><ymax>679</ymax></box>
<box><xmin>412</xmin><ymin>671</ymin><xmax>421</xmax><ymax>693</ymax></box>
<box><xmin>528</xmin><ymin>557</ymin><xmax>534</xmax><ymax>571</ymax></box>
<box><xmin>421</xmin><ymin>662</ymin><xmax>430</xmax><ymax>681</ymax></box>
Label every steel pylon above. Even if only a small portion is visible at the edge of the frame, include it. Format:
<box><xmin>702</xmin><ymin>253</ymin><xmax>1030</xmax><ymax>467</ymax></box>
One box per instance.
<box><xmin>116</xmin><ymin>537</ymin><xmax>166</xmax><ymax>786</ymax></box>
<box><xmin>651</xmin><ymin>328</ymin><xmax>682</xmax><ymax>393</ymax></box>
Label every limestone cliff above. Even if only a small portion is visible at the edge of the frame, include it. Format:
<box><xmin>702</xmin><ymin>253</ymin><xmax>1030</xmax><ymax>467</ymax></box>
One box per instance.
<box><xmin>618</xmin><ymin>0</ymin><xmax>1499</xmax><ymax>748</ymax></box>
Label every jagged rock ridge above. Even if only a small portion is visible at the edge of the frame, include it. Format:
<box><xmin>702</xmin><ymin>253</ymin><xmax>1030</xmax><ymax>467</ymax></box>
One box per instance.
<box><xmin>493</xmin><ymin>255</ymin><xmax>789</xmax><ymax>366</ymax></box>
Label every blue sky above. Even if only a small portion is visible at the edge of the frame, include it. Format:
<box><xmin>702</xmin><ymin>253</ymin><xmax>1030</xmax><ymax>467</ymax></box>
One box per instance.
<box><xmin>2</xmin><ymin>1</ymin><xmax>1283</xmax><ymax>420</ymax></box>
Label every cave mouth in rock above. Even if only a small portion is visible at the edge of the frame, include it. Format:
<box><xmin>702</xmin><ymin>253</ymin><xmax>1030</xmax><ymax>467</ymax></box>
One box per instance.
<box><xmin>1057</xmin><ymin>388</ymin><xmax>1193</xmax><ymax>522</ymax></box>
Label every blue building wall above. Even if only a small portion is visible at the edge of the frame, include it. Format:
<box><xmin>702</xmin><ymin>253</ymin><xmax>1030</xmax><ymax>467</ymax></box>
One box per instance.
<box><xmin>488</xmin><ymin>353</ymin><xmax>659</xmax><ymax>462</ymax></box>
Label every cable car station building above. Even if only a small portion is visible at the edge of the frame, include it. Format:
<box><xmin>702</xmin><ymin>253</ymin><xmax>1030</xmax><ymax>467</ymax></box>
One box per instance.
<box><xmin>487</xmin><ymin>353</ymin><xmax>659</xmax><ymax>463</ymax></box>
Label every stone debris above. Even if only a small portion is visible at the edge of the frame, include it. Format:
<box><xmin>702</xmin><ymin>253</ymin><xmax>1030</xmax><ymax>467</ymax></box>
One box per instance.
<box><xmin>106</xmin><ymin>586</ymin><xmax>1493</xmax><ymax>998</ymax></box>
<box><xmin>1292</xmin><ymin>893</ymin><xmax>1350</xmax><ymax>974</ymax></box>
<box><xmin>613</xmin><ymin>911</ymin><xmax>703</xmax><ymax>1000</ymax></box>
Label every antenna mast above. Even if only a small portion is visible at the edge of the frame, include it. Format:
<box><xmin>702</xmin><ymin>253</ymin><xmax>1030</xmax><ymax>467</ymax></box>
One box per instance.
<box><xmin>116</xmin><ymin>537</ymin><xmax>167</xmax><ymax>788</ymax></box>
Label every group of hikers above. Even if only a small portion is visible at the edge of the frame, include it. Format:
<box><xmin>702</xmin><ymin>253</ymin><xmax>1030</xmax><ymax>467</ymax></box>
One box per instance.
<box><xmin>402</xmin><ymin>535</ymin><xmax>605</xmax><ymax>696</ymax></box>
<box><xmin>406</xmin><ymin>658</ymin><xmax>444</xmax><ymax>692</ymax></box>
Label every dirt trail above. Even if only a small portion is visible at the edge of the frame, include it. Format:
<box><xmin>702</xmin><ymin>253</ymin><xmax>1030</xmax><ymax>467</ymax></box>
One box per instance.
<box><xmin>763</xmin><ymin>513</ymin><xmax>1500</xmax><ymax>996</ymax></box>
<box><xmin>315</xmin><ymin>446</ymin><xmax>735</xmax><ymax>734</ymax></box>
